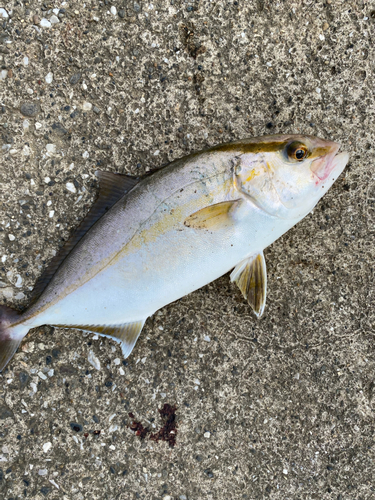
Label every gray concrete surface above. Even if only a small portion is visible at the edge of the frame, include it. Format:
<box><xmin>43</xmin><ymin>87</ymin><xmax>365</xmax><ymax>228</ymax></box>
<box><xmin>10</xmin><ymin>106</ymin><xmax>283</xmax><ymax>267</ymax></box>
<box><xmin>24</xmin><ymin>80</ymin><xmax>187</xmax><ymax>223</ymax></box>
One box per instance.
<box><xmin>0</xmin><ymin>0</ymin><xmax>374</xmax><ymax>499</ymax></box>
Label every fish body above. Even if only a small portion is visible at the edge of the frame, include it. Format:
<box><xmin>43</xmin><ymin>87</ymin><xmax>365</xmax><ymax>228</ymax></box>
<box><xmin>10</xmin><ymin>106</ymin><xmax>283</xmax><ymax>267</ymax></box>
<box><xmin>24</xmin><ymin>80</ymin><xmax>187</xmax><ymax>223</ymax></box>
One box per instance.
<box><xmin>0</xmin><ymin>135</ymin><xmax>348</xmax><ymax>370</ymax></box>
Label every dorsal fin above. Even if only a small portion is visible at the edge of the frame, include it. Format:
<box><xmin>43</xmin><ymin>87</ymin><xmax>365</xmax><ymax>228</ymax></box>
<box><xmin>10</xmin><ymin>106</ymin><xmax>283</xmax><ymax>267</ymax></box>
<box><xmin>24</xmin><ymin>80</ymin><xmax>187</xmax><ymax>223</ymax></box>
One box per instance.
<box><xmin>30</xmin><ymin>171</ymin><xmax>139</xmax><ymax>305</ymax></box>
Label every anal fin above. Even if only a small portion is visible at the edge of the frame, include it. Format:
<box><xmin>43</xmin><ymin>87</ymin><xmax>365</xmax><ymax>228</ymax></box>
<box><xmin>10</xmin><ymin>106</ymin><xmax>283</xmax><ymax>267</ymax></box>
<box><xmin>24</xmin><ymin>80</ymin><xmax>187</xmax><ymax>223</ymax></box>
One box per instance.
<box><xmin>230</xmin><ymin>252</ymin><xmax>267</xmax><ymax>318</ymax></box>
<box><xmin>58</xmin><ymin>320</ymin><xmax>145</xmax><ymax>358</ymax></box>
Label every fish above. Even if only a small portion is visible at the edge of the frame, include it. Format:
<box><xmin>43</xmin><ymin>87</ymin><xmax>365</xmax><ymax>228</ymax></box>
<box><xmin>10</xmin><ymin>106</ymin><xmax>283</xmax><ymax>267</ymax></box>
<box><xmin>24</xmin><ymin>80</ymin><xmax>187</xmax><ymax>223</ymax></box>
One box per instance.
<box><xmin>0</xmin><ymin>134</ymin><xmax>348</xmax><ymax>371</ymax></box>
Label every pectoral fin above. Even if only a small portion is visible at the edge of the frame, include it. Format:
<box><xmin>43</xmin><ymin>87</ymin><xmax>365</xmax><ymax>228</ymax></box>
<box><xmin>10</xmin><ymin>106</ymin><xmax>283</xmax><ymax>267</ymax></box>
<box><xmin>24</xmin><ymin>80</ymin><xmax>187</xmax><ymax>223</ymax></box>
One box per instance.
<box><xmin>184</xmin><ymin>200</ymin><xmax>241</xmax><ymax>230</ymax></box>
<box><xmin>230</xmin><ymin>252</ymin><xmax>267</xmax><ymax>318</ymax></box>
<box><xmin>59</xmin><ymin>320</ymin><xmax>145</xmax><ymax>358</ymax></box>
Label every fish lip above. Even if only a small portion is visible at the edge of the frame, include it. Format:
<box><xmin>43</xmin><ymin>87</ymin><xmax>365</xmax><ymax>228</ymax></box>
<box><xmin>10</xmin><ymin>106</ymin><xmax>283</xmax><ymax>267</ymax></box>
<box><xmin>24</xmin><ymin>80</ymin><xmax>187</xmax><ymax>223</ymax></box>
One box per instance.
<box><xmin>310</xmin><ymin>142</ymin><xmax>347</xmax><ymax>183</ymax></box>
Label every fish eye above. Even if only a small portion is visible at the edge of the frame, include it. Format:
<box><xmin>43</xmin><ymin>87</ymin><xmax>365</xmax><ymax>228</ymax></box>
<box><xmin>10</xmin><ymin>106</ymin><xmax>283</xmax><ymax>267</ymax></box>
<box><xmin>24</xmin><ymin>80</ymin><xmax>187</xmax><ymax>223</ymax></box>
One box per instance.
<box><xmin>286</xmin><ymin>142</ymin><xmax>309</xmax><ymax>162</ymax></box>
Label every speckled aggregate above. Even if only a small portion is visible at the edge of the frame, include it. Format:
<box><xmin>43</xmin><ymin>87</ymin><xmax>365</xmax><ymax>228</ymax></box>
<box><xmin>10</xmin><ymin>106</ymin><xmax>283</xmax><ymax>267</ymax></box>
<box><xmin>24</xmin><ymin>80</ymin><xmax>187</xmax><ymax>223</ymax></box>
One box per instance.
<box><xmin>0</xmin><ymin>0</ymin><xmax>374</xmax><ymax>499</ymax></box>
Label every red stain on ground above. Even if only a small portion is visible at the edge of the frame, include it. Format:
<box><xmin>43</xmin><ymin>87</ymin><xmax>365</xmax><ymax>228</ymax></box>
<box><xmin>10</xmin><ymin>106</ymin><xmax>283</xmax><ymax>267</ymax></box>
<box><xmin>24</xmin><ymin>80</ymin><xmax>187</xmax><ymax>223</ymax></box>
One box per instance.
<box><xmin>128</xmin><ymin>404</ymin><xmax>178</xmax><ymax>448</ymax></box>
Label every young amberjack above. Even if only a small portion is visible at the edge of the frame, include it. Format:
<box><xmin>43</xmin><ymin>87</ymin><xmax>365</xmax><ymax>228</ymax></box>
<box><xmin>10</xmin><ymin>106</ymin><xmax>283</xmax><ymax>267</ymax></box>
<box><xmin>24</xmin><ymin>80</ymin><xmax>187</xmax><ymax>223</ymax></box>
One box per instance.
<box><xmin>0</xmin><ymin>135</ymin><xmax>348</xmax><ymax>371</ymax></box>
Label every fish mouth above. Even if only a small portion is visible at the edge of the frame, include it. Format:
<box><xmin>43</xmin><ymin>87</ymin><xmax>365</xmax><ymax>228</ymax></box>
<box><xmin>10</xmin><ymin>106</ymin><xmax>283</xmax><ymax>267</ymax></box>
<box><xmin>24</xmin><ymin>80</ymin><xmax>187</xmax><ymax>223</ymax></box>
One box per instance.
<box><xmin>310</xmin><ymin>142</ymin><xmax>349</xmax><ymax>185</ymax></box>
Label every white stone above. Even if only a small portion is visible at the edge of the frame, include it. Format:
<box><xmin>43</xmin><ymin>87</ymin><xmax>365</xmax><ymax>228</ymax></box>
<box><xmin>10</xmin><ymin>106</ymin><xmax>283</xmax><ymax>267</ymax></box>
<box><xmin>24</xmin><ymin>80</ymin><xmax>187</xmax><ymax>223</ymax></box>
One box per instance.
<box><xmin>49</xmin><ymin>210</ymin><xmax>55</xmax><ymax>218</ymax></box>
<box><xmin>45</xmin><ymin>72</ymin><xmax>53</xmax><ymax>84</ymax></box>
<box><xmin>22</xmin><ymin>145</ymin><xmax>30</xmax><ymax>156</ymax></box>
<box><xmin>204</xmin><ymin>335</ymin><xmax>211</xmax><ymax>342</ymax></box>
<box><xmin>44</xmin><ymin>177</ymin><xmax>51</xmax><ymax>183</ymax></box>
<box><xmin>88</xmin><ymin>350</ymin><xmax>101</xmax><ymax>370</ymax></box>
<box><xmin>15</xmin><ymin>292</ymin><xmax>25</xmax><ymax>300</ymax></box>
<box><xmin>194</xmin><ymin>378</ymin><xmax>200</xmax><ymax>385</ymax></box>
<box><xmin>40</xmin><ymin>18</ymin><xmax>51</xmax><ymax>28</ymax></box>
<box><xmin>82</xmin><ymin>151</ymin><xmax>89</xmax><ymax>159</ymax></box>
<box><xmin>82</xmin><ymin>101</ymin><xmax>92</xmax><ymax>111</ymax></box>
<box><xmin>48</xmin><ymin>369</ymin><xmax>54</xmax><ymax>377</ymax></box>
<box><xmin>46</xmin><ymin>144</ymin><xmax>56</xmax><ymax>153</ymax></box>
<box><xmin>119</xmin><ymin>367</ymin><xmax>125</xmax><ymax>375</ymax></box>
<box><xmin>0</xmin><ymin>8</ymin><xmax>9</xmax><ymax>18</ymax></box>
<box><xmin>0</xmin><ymin>70</ymin><xmax>7</xmax><ymax>80</ymax></box>
<box><xmin>1</xmin><ymin>255</ymin><xmax>6</xmax><ymax>263</ymax></box>
<box><xmin>43</xmin><ymin>442</ymin><xmax>52</xmax><ymax>453</ymax></box>
<box><xmin>23</xmin><ymin>120</ymin><xmax>30</xmax><ymax>129</ymax></box>
<box><xmin>53</xmin><ymin>8</ymin><xmax>59</xmax><ymax>15</ymax></box>
<box><xmin>15</xmin><ymin>275</ymin><xmax>22</xmax><ymax>288</ymax></box>
<box><xmin>283</xmin><ymin>468</ymin><xmax>288</xmax><ymax>475</ymax></box>
<box><xmin>38</xmin><ymin>371</ymin><xmax>47</xmax><ymax>380</ymax></box>
<box><xmin>38</xmin><ymin>468</ymin><xmax>48</xmax><ymax>476</ymax></box>
<box><xmin>50</xmin><ymin>15</ymin><xmax>59</xmax><ymax>24</ymax></box>
<box><xmin>27</xmin><ymin>88</ymin><xmax>33</xmax><ymax>94</ymax></box>
<box><xmin>204</xmin><ymin>431</ymin><xmax>211</xmax><ymax>438</ymax></box>
<box><xmin>65</xmin><ymin>182</ymin><xmax>76</xmax><ymax>193</ymax></box>
<box><xmin>30</xmin><ymin>382</ymin><xmax>37</xmax><ymax>393</ymax></box>
<box><xmin>110</xmin><ymin>6</ymin><xmax>117</xmax><ymax>15</ymax></box>
<box><xmin>114</xmin><ymin>358</ymin><xmax>120</xmax><ymax>365</ymax></box>
<box><xmin>23</xmin><ymin>56</ymin><xmax>29</xmax><ymax>66</ymax></box>
<box><xmin>8</xmin><ymin>234</ymin><xmax>15</xmax><ymax>241</ymax></box>
<box><xmin>35</xmin><ymin>122</ymin><xmax>42</xmax><ymax>130</ymax></box>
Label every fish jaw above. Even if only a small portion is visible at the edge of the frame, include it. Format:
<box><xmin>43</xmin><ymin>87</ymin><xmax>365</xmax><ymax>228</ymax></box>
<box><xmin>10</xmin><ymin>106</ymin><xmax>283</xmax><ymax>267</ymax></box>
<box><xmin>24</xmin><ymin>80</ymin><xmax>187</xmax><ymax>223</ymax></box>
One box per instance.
<box><xmin>310</xmin><ymin>140</ymin><xmax>349</xmax><ymax>190</ymax></box>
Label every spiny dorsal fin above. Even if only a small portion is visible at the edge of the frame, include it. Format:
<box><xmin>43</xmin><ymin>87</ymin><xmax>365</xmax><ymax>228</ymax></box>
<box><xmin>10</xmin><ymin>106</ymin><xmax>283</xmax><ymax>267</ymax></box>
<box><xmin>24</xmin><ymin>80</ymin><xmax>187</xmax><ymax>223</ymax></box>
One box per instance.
<box><xmin>30</xmin><ymin>171</ymin><xmax>139</xmax><ymax>305</ymax></box>
<box><xmin>230</xmin><ymin>252</ymin><xmax>267</xmax><ymax>318</ymax></box>
<box><xmin>58</xmin><ymin>320</ymin><xmax>145</xmax><ymax>358</ymax></box>
<box><xmin>184</xmin><ymin>200</ymin><xmax>241</xmax><ymax>230</ymax></box>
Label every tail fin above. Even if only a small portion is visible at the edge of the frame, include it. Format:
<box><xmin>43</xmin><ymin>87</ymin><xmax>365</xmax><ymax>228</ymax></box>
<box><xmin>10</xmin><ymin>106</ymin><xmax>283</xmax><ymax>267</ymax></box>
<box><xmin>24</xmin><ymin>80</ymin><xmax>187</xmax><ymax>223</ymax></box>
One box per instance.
<box><xmin>0</xmin><ymin>305</ymin><xmax>23</xmax><ymax>372</ymax></box>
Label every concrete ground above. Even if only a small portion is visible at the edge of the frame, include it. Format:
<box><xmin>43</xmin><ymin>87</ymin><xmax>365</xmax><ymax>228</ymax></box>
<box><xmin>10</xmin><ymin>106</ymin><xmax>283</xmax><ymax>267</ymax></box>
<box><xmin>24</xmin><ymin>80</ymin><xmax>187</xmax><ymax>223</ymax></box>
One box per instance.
<box><xmin>0</xmin><ymin>0</ymin><xmax>374</xmax><ymax>499</ymax></box>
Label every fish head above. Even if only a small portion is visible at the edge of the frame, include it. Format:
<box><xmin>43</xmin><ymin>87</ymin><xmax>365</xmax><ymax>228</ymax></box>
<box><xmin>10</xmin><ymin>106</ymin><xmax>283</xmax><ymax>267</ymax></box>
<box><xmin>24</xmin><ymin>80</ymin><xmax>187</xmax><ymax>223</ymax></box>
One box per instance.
<box><xmin>235</xmin><ymin>135</ymin><xmax>349</xmax><ymax>219</ymax></box>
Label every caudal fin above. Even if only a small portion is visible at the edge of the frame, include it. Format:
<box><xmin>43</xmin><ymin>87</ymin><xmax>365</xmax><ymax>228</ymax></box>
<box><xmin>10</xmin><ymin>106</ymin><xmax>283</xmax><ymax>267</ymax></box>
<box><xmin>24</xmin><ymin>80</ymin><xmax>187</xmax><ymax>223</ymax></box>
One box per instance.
<box><xmin>0</xmin><ymin>305</ymin><xmax>23</xmax><ymax>372</ymax></box>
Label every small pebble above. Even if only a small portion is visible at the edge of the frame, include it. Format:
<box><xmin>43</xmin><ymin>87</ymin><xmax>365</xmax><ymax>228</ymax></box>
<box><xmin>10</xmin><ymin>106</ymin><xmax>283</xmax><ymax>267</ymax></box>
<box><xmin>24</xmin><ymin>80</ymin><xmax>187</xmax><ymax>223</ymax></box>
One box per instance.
<box><xmin>46</xmin><ymin>144</ymin><xmax>56</xmax><ymax>154</ymax></box>
<box><xmin>50</xmin><ymin>14</ymin><xmax>59</xmax><ymax>24</ymax></box>
<box><xmin>283</xmin><ymin>468</ymin><xmax>288</xmax><ymax>475</ymax></box>
<box><xmin>69</xmin><ymin>72</ymin><xmax>81</xmax><ymax>85</ymax></box>
<box><xmin>204</xmin><ymin>335</ymin><xmax>211</xmax><ymax>342</ymax></box>
<box><xmin>110</xmin><ymin>6</ymin><xmax>117</xmax><ymax>15</ymax></box>
<box><xmin>114</xmin><ymin>358</ymin><xmax>120</xmax><ymax>365</ymax></box>
<box><xmin>88</xmin><ymin>350</ymin><xmax>101</xmax><ymax>370</ymax></box>
<box><xmin>35</xmin><ymin>122</ymin><xmax>42</xmax><ymax>130</ymax></box>
<box><xmin>82</xmin><ymin>102</ymin><xmax>92</xmax><ymax>111</ymax></box>
<box><xmin>0</xmin><ymin>70</ymin><xmax>7</xmax><ymax>80</ymax></box>
<box><xmin>49</xmin><ymin>210</ymin><xmax>55</xmax><ymax>218</ymax></box>
<box><xmin>38</xmin><ymin>371</ymin><xmax>47</xmax><ymax>380</ymax></box>
<box><xmin>43</xmin><ymin>442</ymin><xmax>52</xmax><ymax>453</ymax></box>
<box><xmin>204</xmin><ymin>431</ymin><xmax>211</xmax><ymax>438</ymax></box>
<box><xmin>23</xmin><ymin>56</ymin><xmax>29</xmax><ymax>66</ymax></box>
<box><xmin>20</xmin><ymin>102</ymin><xmax>40</xmax><ymax>117</ymax></box>
<box><xmin>82</xmin><ymin>151</ymin><xmax>89</xmax><ymax>159</ymax></box>
<box><xmin>0</xmin><ymin>8</ymin><xmax>9</xmax><ymax>18</ymax></box>
<box><xmin>66</xmin><ymin>182</ymin><xmax>76</xmax><ymax>193</ymax></box>
<box><xmin>40</xmin><ymin>18</ymin><xmax>51</xmax><ymax>28</ymax></box>
<box><xmin>45</xmin><ymin>72</ymin><xmax>53</xmax><ymax>84</ymax></box>
<box><xmin>118</xmin><ymin>9</ymin><xmax>125</xmax><ymax>18</ymax></box>
<box><xmin>8</xmin><ymin>234</ymin><xmax>15</xmax><ymax>241</ymax></box>
<box><xmin>38</xmin><ymin>468</ymin><xmax>48</xmax><ymax>476</ymax></box>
